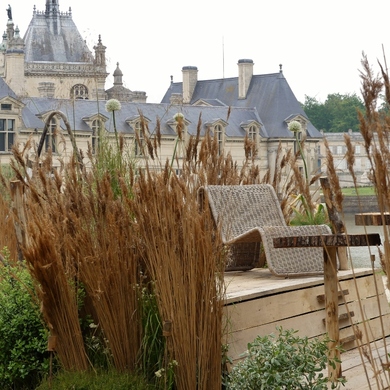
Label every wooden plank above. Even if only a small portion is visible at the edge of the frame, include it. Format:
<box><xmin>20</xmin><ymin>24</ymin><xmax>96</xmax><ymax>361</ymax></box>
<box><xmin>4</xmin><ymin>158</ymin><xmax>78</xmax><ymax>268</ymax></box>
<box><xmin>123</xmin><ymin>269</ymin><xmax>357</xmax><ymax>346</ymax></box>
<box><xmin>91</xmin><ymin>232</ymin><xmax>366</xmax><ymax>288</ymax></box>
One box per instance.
<box><xmin>321</xmin><ymin>338</ymin><xmax>390</xmax><ymax>389</ymax></box>
<box><xmin>225</xmin><ymin>268</ymin><xmax>375</xmax><ymax>304</ymax></box>
<box><xmin>355</xmin><ymin>212</ymin><xmax>390</xmax><ymax>226</ymax></box>
<box><xmin>227</xmin><ymin>310</ymin><xmax>390</xmax><ymax>362</ymax></box>
<box><xmin>225</xmin><ymin>273</ymin><xmax>384</xmax><ymax>331</ymax></box>
<box><xmin>273</xmin><ymin>233</ymin><xmax>381</xmax><ymax>248</ymax></box>
<box><xmin>317</xmin><ymin>289</ymin><xmax>349</xmax><ymax>303</ymax></box>
<box><xmin>340</xmin><ymin>336</ymin><xmax>390</xmax><ymax>389</ymax></box>
<box><xmin>226</xmin><ymin>272</ymin><xmax>390</xmax><ymax>362</ymax></box>
<box><xmin>226</xmin><ymin>278</ymin><xmax>388</xmax><ymax>336</ymax></box>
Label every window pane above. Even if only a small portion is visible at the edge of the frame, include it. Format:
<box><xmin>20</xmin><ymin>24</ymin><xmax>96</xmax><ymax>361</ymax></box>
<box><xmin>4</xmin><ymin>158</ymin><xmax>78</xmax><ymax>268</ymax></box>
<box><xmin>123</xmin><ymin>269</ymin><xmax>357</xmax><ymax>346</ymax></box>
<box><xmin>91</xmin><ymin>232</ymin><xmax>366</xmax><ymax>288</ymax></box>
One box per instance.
<box><xmin>8</xmin><ymin>132</ymin><xmax>14</xmax><ymax>149</ymax></box>
<box><xmin>8</xmin><ymin>119</ymin><xmax>14</xmax><ymax>131</ymax></box>
<box><xmin>0</xmin><ymin>119</ymin><xmax>5</xmax><ymax>131</ymax></box>
<box><xmin>0</xmin><ymin>133</ymin><xmax>4</xmax><ymax>151</ymax></box>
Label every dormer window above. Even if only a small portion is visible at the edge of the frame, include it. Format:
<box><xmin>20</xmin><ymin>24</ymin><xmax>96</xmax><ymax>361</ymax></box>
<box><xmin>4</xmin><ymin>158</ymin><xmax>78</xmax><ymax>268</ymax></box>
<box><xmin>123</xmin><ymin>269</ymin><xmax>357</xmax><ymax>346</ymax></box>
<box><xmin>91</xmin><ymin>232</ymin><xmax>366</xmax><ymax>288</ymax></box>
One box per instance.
<box><xmin>1</xmin><ymin>103</ymin><xmax>12</xmax><ymax>111</ymax></box>
<box><xmin>0</xmin><ymin>118</ymin><xmax>14</xmax><ymax>152</ymax></box>
<box><xmin>213</xmin><ymin>124</ymin><xmax>224</xmax><ymax>156</ymax></box>
<box><xmin>45</xmin><ymin>117</ymin><xmax>58</xmax><ymax>153</ymax></box>
<box><xmin>248</xmin><ymin>125</ymin><xmax>258</xmax><ymax>157</ymax></box>
<box><xmin>134</xmin><ymin>121</ymin><xmax>144</xmax><ymax>157</ymax></box>
<box><xmin>287</xmin><ymin>118</ymin><xmax>306</xmax><ymax>155</ymax></box>
<box><xmin>126</xmin><ymin>115</ymin><xmax>150</xmax><ymax>157</ymax></box>
<box><xmin>91</xmin><ymin>119</ymin><xmax>102</xmax><ymax>154</ymax></box>
<box><xmin>71</xmin><ymin>84</ymin><xmax>89</xmax><ymax>100</ymax></box>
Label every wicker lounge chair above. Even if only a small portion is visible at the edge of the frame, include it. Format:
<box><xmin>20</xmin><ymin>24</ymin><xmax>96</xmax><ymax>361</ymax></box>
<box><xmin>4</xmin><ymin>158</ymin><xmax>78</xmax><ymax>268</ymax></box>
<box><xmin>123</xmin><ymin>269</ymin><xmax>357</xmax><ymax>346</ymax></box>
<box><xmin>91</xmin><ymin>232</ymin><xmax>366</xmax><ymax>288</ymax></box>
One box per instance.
<box><xmin>198</xmin><ymin>184</ymin><xmax>332</xmax><ymax>276</ymax></box>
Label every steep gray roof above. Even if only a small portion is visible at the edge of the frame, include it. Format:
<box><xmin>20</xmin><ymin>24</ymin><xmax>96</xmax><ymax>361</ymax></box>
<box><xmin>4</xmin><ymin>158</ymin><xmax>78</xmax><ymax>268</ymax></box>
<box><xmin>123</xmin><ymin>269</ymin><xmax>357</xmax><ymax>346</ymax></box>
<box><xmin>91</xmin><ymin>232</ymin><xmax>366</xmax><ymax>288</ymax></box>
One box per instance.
<box><xmin>23</xmin><ymin>6</ymin><xmax>93</xmax><ymax>63</ymax></box>
<box><xmin>0</xmin><ymin>77</ymin><xmax>18</xmax><ymax>99</ymax></box>
<box><xmin>161</xmin><ymin>69</ymin><xmax>322</xmax><ymax>139</ymax></box>
<box><xmin>21</xmin><ymin>98</ymin><xmax>266</xmax><ymax>138</ymax></box>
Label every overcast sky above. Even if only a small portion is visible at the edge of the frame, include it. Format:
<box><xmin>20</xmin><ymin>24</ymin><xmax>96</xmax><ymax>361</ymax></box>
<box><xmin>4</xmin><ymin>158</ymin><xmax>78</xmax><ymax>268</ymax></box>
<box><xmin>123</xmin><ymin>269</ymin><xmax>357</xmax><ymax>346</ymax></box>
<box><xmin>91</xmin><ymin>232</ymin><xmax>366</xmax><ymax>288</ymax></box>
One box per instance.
<box><xmin>5</xmin><ymin>0</ymin><xmax>390</xmax><ymax>104</ymax></box>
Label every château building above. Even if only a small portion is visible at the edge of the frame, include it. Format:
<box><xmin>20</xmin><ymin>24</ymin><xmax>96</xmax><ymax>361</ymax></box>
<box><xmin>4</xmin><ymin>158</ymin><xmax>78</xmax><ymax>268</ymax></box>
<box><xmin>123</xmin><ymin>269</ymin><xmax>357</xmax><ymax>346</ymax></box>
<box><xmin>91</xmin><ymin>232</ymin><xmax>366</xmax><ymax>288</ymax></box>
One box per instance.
<box><xmin>0</xmin><ymin>0</ymin><xmax>323</xmax><ymax>185</ymax></box>
<box><xmin>0</xmin><ymin>1</ymin><xmax>146</xmax><ymax>102</ymax></box>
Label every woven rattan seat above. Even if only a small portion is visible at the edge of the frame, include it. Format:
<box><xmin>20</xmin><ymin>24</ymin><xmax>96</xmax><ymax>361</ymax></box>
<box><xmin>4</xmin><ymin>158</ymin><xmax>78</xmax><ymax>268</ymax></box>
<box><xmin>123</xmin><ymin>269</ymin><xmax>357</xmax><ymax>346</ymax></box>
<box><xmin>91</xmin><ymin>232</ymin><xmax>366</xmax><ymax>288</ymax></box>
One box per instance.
<box><xmin>198</xmin><ymin>184</ymin><xmax>332</xmax><ymax>276</ymax></box>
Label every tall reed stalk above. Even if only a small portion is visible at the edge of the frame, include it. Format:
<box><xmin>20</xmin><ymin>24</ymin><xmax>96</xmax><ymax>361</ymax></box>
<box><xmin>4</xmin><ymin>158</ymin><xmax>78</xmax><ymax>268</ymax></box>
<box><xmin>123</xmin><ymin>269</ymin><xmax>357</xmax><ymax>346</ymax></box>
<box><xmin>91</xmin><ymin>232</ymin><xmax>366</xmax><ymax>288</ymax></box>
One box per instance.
<box><xmin>131</xmin><ymin>168</ymin><xmax>226</xmax><ymax>389</ymax></box>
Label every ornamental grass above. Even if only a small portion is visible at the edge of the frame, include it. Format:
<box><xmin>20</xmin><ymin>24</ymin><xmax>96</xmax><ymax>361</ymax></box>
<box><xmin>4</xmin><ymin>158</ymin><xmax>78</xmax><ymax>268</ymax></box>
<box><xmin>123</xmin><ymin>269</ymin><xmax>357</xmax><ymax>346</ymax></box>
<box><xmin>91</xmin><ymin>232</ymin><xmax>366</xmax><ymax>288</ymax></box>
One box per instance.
<box><xmin>0</xmin><ymin>96</ymin><xmax>340</xmax><ymax>388</ymax></box>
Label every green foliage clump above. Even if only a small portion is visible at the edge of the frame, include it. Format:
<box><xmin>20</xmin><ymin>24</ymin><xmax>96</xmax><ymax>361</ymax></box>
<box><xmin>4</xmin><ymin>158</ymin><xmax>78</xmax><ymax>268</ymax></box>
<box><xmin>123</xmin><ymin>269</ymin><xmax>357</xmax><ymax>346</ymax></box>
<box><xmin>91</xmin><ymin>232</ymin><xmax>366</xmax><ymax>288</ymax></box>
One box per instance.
<box><xmin>0</xmin><ymin>253</ymin><xmax>49</xmax><ymax>389</ymax></box>
<box><xmin>302</xmin><ymin>93</ymin><xmax>364</xmax><ymax>133</ymax></box>
<box><xmin>138</xmin><ymin>285</ymin><xmax>164</xmax><ymax>381</ymax></box>
<box><xmin>289</xmin><ymin>194</ymin><xmax>329</xmax><ymax>226</ymax></box>
<box><xmin>227</xmin><ymin>327</ymin><xmax>345</xmax><ymax>390</ymax></box>
<box><xmin>36</xmin><ymin>369</ymin><xmax>153</xmax><ymax>390</ymax></box>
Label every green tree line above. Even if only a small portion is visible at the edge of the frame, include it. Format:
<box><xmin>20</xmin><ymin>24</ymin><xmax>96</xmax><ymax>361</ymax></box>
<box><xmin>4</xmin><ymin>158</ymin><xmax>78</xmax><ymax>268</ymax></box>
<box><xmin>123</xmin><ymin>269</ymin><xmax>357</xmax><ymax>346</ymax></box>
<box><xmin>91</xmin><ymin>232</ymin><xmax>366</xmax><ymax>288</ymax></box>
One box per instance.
<box><xmin>301</xmin><ymin>93</ymin><xmax>365</xmax><ymax>133</ymax></box>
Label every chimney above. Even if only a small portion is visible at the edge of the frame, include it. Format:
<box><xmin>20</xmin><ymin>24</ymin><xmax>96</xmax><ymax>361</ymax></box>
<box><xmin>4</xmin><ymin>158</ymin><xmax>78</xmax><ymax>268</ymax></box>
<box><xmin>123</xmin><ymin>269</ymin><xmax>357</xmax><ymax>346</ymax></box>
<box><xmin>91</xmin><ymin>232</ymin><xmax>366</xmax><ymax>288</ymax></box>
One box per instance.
<box><xmin>238</xmin><ymin>59</ymin><xmax>253</xmax><ymax>99</ymax></box>
<box><xmin>182</xmin><ymin>66</ymin><xmax>198</xmax><ymax>104</ymax></box>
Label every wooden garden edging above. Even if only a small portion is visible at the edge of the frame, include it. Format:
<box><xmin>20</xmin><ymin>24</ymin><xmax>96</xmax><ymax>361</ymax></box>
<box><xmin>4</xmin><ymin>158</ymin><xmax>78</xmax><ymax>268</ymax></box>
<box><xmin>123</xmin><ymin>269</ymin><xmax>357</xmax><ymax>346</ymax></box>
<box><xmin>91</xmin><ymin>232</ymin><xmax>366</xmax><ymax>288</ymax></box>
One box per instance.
<box><xmin>273</xmin><ymin>233</ymin><xmax>381</xmax><ymax>382</ymax></box>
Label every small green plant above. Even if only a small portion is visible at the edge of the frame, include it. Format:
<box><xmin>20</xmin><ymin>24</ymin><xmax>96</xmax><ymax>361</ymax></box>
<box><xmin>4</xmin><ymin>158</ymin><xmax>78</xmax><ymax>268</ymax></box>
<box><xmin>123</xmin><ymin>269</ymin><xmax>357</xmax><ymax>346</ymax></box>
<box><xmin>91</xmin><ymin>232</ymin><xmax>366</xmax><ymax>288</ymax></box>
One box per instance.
<box><xmin>227</xmin><ymin>327</ymin><xmax>345</xmax><ymax>390</ymax></box>
<box><xmin>289</xmin><ymin>193</ymin><xmax>329</xmax><ymax>226</ymax></box>
<box><xmin>0</xmin><ymin>250</ymin><xmax>49</xmax><ymax>389</ymax></box>
<box><xmin>138</xmin><ymin>283</ymin><xmax>165</xmax><ymax>383</ymax></box>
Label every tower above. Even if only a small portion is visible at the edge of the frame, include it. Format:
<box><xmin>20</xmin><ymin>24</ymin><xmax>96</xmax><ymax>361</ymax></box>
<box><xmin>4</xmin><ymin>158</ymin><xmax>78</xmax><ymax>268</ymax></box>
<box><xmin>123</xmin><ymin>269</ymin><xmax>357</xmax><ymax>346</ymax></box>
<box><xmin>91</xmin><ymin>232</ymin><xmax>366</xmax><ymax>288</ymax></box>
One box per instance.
<box><xmin>3</xmin><ymin>1</ymin><xmax>109</xmax><ymax>99</ymax></box>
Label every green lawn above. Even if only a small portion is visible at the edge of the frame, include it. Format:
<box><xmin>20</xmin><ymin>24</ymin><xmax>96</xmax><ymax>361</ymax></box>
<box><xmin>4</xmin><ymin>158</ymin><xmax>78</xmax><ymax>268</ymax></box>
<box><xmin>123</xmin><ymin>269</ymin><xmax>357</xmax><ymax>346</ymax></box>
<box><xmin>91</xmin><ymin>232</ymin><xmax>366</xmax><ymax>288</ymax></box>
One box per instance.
<box><xmin>341</xmin><ymin>186</ymin><xmax>376</xmax><ymax>196</ymax></box>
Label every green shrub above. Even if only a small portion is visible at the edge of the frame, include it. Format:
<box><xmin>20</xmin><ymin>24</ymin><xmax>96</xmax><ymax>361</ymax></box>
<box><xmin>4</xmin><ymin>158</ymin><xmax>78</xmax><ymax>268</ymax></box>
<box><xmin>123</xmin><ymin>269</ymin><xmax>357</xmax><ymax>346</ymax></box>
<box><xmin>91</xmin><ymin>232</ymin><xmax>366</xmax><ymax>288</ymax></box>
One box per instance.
<box><xmin>0</xmin><ymin>254</ymin><xmax>49</xmax><ymax>389</ymax></box>
<box><xmin>227</xmin><ymin>327</ymin><xmax>345</xmax><ymax>390</ymax></box>
<box><xmin>36</xmin><ymin>369</ymin><xmax>153</xmax><ymax>390</ymax></box>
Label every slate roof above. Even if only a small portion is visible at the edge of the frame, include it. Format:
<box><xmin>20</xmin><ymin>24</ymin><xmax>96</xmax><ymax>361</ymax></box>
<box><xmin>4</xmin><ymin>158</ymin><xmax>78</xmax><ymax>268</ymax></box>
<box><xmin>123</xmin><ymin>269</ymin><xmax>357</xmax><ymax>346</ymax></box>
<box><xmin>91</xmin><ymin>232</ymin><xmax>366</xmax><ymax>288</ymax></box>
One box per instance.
<box><xmin>23</xmin><ymin>8</ymin><xmax>94</xmax><ymax>63</ymax></box>
<box><xmin>161</xmin><ymin>69</ymin><xmax>322</xmax><ymax>139</ymax></box>
<box><xmin>20</xmin><ymin>97</ymin><xmax>266</xmax><ymax>138</ymax></box>
<box><xmin>0</xmin><ymin>77</ymin><xmax>18</xmax><ymax>100</ymax></box>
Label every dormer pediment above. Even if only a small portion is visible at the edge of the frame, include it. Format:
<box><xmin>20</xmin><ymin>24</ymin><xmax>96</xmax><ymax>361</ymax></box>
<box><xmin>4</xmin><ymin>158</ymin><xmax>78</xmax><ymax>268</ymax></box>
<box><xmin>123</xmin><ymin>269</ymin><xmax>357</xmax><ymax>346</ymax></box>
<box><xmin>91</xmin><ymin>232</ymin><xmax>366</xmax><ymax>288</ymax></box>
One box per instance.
<box><xmin>193</xmin><ymin>99</ymin><xmax>212</xmax><ymax>107</ymax></box>
<box><xmin>240</xmin><ymin>120</ymin><xmax>262</xmax><ymax>130</ymax></box>
<box><xmin>36</xmin><ymin>111</ymin><xmax>64</xmax><ymax>128</ymax></box>
<box><xmin>205</xmin><ymin>118</ymin><xmax>229</xmax><ymax>128</ymax></box>
<box><xmin>125</xmin><ymin>115</ymin><xmax>152</xmax><ymax>134</ymax></box>
<box><xmin>167</xmin><ymin>116</ymin><xmax>191</xmax><ymax>132</ymax></box>
<box><xmin>285</xmin><ymin>114</ymin><xmax>308</xmax><ymax>135</ymax></box>
<box><xmin>82</xmin><ymin>113</ymin><xmax>109</xmax><ymax>124</ymax></box>
<box><xmin>0</xmin><ymin>96</ymin><xmax>24</xmax><ymax>112</ymax></box>
<box><xmin>126</xmin><ymin>115</ymin><xmax>151</xmax><ymax>125</ymax></box>
<box><xmin>284</xmin><ymin>114</ymin><xmax>307</xmax><ymax>125</ymax></box>
<box><xmin>192</xmin><ymin>98</ymin><xmax>227</xmax><ymax>107</ymax></box>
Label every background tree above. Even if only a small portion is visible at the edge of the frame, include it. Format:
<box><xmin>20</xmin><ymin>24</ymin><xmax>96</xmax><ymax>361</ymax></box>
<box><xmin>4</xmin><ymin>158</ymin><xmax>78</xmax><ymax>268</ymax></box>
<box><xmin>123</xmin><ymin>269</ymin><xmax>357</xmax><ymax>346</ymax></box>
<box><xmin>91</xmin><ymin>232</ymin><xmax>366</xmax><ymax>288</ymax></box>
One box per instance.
<box><xmin>302</xmin><ymin>93</ymin><xmax>364</xmax><ymax>133</ymax></box>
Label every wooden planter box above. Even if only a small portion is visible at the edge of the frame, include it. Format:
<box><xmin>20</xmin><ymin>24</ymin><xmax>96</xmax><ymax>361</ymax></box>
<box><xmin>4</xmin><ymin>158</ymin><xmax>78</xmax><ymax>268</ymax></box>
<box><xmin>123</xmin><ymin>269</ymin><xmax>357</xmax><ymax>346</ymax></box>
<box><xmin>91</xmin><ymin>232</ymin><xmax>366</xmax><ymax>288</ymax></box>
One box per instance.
<box><xmin>224</xmin><ymin>268</ymin><xmax>390</xmax><ymax>363</ymax></box>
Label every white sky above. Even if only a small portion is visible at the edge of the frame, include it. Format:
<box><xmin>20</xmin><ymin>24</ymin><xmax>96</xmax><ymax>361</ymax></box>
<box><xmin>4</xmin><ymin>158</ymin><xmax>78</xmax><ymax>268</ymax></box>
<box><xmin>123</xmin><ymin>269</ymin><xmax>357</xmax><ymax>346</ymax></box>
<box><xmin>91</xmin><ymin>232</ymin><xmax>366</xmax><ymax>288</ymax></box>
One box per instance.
<box><xmin>5</xmin><ymin>0</ymin><xmax>390</xmax><ymax>104</ymax></box>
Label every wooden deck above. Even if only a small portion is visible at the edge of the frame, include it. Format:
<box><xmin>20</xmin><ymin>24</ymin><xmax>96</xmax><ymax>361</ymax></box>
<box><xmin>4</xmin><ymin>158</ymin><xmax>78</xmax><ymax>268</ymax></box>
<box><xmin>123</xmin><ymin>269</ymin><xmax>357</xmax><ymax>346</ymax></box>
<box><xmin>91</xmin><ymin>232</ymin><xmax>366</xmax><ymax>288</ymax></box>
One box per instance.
<box><xmin>224</xmin><ymin>267</ymin><xmax>390</xmax><ymax>389</ymax></box>
<box><xmin>341</xmin><ymin>336</ymin><xmax>390</xmax><ymax>389</ymax></box>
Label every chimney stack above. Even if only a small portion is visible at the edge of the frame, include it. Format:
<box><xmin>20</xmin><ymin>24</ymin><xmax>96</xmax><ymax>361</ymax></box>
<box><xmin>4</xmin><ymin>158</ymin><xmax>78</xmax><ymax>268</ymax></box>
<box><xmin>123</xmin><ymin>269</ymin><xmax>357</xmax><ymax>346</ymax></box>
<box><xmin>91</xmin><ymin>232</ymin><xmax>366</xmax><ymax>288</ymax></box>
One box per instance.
<box><xmin>238</xmin><ymin>59</ymin><xmax>253</xmax><ymax>99</ymax></box>
<box><xmin>182</xmin><ymin>66</ymin><xmax>198</xmax><ymax>104</ymax></box>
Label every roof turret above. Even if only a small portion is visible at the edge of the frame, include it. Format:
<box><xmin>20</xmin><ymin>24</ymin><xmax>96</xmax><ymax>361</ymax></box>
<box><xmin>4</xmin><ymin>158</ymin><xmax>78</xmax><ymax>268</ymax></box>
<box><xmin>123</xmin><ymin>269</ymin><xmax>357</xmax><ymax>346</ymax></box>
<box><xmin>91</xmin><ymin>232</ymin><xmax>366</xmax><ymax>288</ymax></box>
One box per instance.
<box><xmin>23</xmin><ymin>2</ymin><xmax>93</xmax><ymax>63</ymax></box>
<box><xmin>45</xmin><ymin>0</ymin><xmax>60</xmax><ymax>16</ymax></box>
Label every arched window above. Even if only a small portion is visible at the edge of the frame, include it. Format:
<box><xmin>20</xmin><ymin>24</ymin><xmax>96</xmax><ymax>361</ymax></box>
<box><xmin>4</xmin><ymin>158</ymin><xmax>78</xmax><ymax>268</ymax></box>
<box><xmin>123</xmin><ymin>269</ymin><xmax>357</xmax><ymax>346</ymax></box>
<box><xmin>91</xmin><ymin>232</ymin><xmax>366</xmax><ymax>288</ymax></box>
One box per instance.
<box><xmin>91</xmin><ymin>119</ymin><xmax>102</xmax><ymax>154</ymax></box>
<box><xmin>71</xmin><ymin>84</ymin><xmax>89</xmax><ymax>100</ymax></box>
<box><xmin>45</xmin><ymin>117</ymin><xmax>57</xmax><ymax>153</ymax></box>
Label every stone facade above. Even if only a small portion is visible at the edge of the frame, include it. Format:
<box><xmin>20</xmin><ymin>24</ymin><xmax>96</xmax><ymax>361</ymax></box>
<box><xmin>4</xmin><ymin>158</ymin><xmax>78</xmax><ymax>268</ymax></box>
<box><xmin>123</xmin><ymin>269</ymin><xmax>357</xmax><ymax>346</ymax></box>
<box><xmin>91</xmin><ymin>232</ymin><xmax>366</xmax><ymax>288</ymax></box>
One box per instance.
<box><xmin>0</xmin><ymin>1</ymin><xmax>323</xmax><ymax>188</ymax></box>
